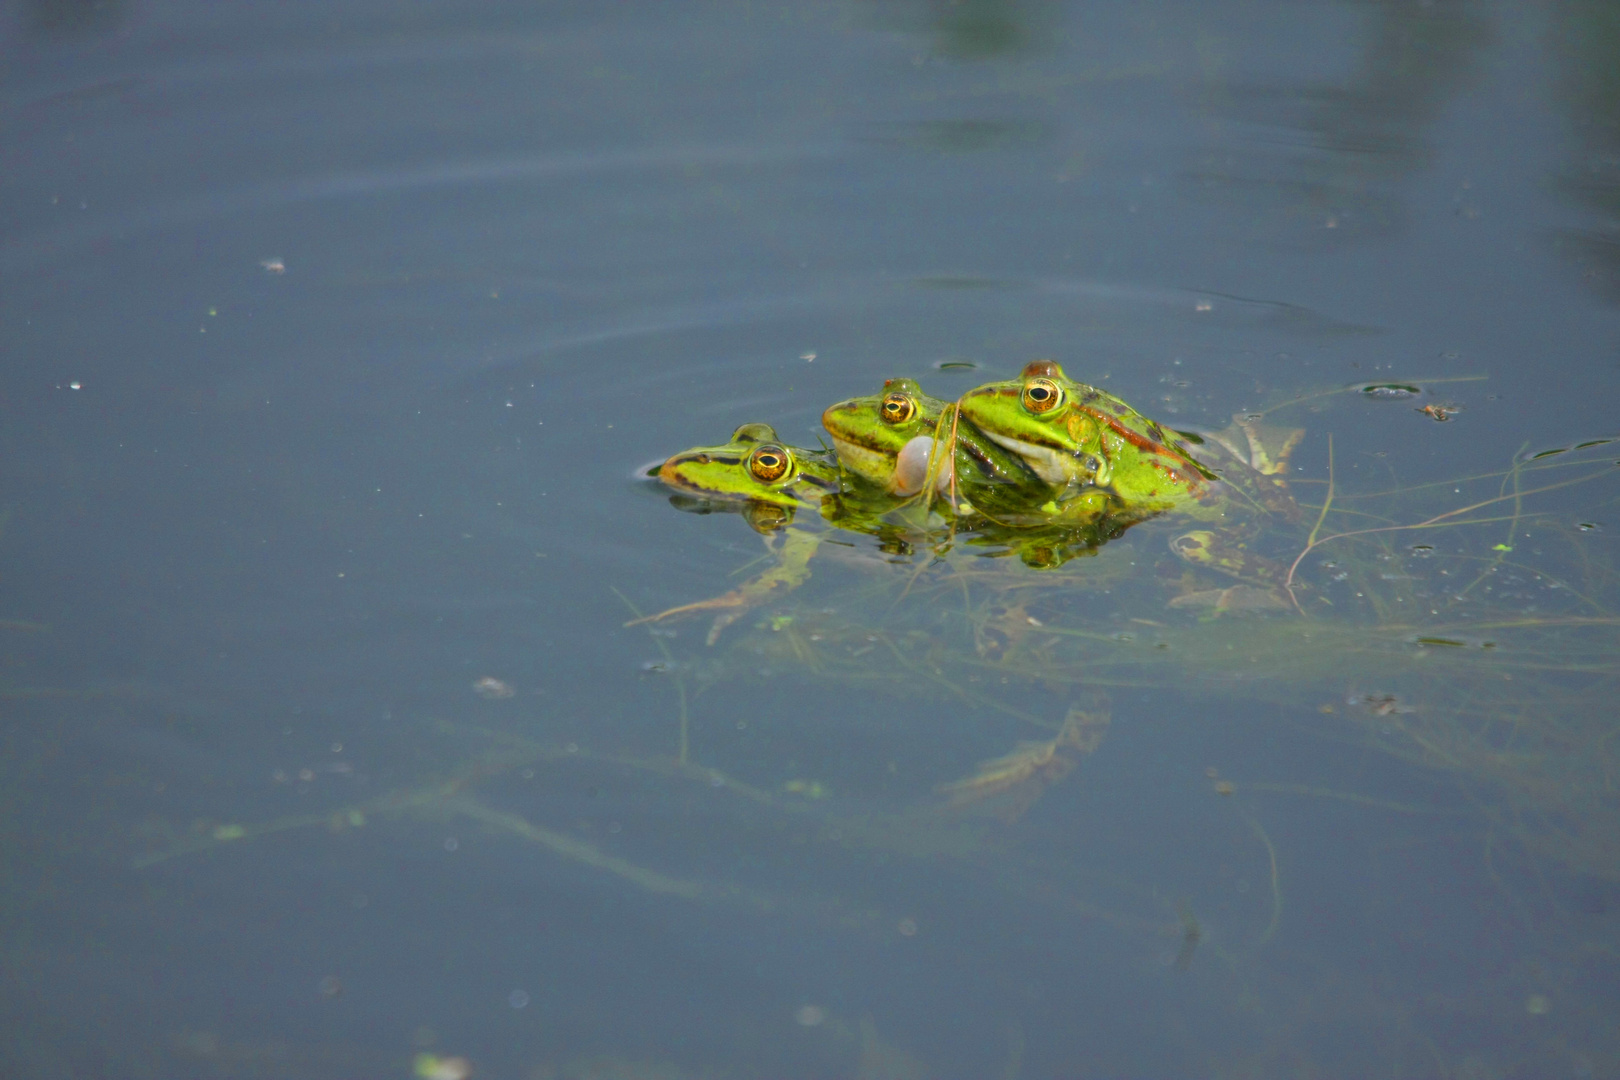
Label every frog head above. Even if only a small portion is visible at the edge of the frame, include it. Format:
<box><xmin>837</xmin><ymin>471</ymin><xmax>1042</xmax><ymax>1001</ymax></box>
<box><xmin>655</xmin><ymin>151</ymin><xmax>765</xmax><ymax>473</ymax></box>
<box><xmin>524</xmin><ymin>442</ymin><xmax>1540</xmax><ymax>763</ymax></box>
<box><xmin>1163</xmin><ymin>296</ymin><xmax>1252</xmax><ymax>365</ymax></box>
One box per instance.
<box><xmin>958</xmin><ymin>360</ymin><xmax>1215</xmax><ymax>507</ymax></box>
<box><xmin>657</xmin><ymin>423</ymin><xmax>840</xmax><ymax>529</ymax></box>
<box><xmin>821</xmin><ymin>378</ymin><xmax>956</xmax><ymax>496</ymax></box>
<box><xmin>954</xmin><ymin>360</ymin><xmax>1116</xmax><ymax>486</ymax></box>
<box><xmin>822</xmin><ymin>376</ymin><xmax>1050</xmax><ymax>501</ymax></box>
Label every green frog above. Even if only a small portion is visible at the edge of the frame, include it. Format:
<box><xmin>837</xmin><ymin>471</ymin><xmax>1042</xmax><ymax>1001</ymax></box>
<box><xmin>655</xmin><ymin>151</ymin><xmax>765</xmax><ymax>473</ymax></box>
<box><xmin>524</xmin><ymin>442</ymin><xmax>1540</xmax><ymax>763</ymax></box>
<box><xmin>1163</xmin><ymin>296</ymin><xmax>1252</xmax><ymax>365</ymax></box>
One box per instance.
<box><xmin>640</xmin><ymin>422</ymin><xmax>954</xmax><ymax>641</ymax></box>
<box><xmin>955</xmin><ymin>359</ymin><xmax>1303</xmax><ymax>585</ymax></box>
<box><xmin>654</xmin><ymin>422</ymin><xmax>842</xmax><ymax>532</ymax></box>
<box><xmin>820</xmin><ymin>376</ymin><xmax>1164</xmax><ymax>566</ymax></box>
<box><xmin>820</xmin><ymin>377</ymin><xmax>1044</xmax><ymax>505</ymax></box>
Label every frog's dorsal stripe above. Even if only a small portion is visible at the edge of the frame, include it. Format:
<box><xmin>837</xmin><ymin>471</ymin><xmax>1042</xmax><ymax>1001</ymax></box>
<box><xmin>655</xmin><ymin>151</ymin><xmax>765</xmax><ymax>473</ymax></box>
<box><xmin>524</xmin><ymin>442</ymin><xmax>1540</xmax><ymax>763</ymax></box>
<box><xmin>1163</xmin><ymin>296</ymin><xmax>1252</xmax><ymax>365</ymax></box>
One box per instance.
<box><xmin>681</xmin><ymin>450</ymin><xmax>838</xmax><ymax>494</ymax></box>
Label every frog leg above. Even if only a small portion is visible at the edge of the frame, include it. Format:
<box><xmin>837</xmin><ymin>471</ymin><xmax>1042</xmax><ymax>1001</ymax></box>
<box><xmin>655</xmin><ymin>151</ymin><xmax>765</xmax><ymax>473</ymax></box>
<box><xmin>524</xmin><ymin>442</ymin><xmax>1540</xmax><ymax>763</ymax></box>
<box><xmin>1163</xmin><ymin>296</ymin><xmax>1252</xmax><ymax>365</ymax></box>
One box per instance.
<box><xmin>1193</xmin><ymin>416</ymin><xmax>1306</xmax><ymax>522</ymax></box>
<box><xmin>1232</xmin><ymin>415</ymin><xmax>1305</xmax><ymax>477</ymax></box>
<box><xmin>626</xmin><ymin>527</ymin><xmax>821</xmax><ymax>645</ymax></box>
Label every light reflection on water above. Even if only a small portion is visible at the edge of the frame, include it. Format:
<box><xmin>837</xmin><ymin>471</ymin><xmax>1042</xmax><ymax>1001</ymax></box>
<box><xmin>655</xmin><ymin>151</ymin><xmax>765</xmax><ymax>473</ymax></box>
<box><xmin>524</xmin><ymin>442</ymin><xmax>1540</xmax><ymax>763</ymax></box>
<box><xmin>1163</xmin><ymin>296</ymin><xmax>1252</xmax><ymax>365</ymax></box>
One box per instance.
<box><xmin>2</xmin><ymin>0</ymin><xmax>1619</xmax><ymax>1077</ymax></box>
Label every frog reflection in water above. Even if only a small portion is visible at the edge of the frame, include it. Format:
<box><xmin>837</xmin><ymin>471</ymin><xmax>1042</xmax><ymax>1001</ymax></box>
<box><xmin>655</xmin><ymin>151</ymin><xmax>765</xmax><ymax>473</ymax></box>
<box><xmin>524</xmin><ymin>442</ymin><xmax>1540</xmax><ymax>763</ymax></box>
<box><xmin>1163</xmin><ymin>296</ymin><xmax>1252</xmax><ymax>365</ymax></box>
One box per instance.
<box><xmin>955</xmin><ymin>359</ymin><xmax>1304</xmax><ymax>590</ymax></box>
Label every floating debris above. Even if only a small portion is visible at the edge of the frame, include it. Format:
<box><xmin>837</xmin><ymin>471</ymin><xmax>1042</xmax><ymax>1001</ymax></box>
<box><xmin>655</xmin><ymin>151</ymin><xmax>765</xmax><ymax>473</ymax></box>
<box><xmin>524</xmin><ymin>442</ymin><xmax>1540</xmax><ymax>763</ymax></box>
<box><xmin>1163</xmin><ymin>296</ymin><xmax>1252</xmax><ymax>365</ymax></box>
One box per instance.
<box><xmin>1174</xmin><ymin>902</ymin><xmax>1202</xmax><ymax>970</ymax></box>
<box><xmin>1353</xmin><ymin>693</ymin><xmax>1413</xmax><ymax>717</ymax></box>
<box><xmin>795</xmin><ymin>1005</ymin><xmax>827</xmax><ymax>1027</ymax></box>
<box><xmin>1411</xmin><ymin>636</ymin><xmax>1495</xmax><ymax>650</ymax></box>
<box><xmin>472</xmin><ymin>677</ymin><xmax>514</xmax><ymax>699</ymax></box>
<box><xmin>1360</xmin><ymin>383</ymin><xmax>1422</xmax><ymax>400</ymax></box>
<box><xmin>414</xmin><ymin>1054</ymin><xmax>472</xmax><ymax>1080</ymax></box>
<box><xmin>783</xmin><ymin>779</ymin><xmax>830</xmax><ymax>799</ymax></box>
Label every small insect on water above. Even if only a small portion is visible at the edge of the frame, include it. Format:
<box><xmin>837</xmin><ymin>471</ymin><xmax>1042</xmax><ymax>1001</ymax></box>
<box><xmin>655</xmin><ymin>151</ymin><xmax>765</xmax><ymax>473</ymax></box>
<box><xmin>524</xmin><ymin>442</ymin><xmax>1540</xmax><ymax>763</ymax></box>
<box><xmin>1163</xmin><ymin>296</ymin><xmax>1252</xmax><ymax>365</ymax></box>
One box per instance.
<box><xmin>1417</xmin><ymin>403</ymin><xmax>1461</xmax><ymax>422</ymax></box>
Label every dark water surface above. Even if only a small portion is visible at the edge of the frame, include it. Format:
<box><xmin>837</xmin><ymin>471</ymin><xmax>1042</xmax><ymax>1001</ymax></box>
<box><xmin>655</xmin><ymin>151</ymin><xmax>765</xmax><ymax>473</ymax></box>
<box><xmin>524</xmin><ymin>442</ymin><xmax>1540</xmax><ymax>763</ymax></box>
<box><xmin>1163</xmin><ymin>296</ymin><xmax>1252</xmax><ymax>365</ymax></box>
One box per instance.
<box><xmin>4</xmin><ymin>1</ymin><xmax>1620</xmax><ymax>1077</ymax></box>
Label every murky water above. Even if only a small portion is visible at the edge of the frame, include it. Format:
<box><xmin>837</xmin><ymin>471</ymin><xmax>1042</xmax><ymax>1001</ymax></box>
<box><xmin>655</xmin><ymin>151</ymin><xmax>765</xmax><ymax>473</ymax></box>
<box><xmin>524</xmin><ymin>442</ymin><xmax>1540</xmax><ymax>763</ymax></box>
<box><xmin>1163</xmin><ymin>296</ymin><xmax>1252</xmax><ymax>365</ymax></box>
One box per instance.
<box><xmin>3</xmin><ymin>2</ymin><xmax>1619</xmax><ymax>1077</ymax></box>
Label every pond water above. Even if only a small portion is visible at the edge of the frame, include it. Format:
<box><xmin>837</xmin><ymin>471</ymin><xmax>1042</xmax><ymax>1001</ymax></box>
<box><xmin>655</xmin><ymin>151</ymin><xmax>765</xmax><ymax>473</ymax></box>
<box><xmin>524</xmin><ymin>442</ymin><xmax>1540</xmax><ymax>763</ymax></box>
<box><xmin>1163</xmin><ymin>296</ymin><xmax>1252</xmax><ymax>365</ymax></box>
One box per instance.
<box><xmin>3</xmin><ymin>1</ymin><xmax>1619</xmax><ymax>1077</ymax></box>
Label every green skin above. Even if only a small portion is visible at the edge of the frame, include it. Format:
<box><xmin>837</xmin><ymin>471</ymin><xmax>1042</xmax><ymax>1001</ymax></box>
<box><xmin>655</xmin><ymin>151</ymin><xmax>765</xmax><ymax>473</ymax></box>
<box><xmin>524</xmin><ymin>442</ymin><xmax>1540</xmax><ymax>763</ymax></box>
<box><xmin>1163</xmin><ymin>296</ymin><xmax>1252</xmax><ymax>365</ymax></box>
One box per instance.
<box><xmin>820</xmin><ymin>379</ymin><xmax>1151</xmax><ymax>567</ymax></box>
<box><xmin>956</xmin><ymin>360</ymin><xmax>1301</xmax><ymax>579</ymax></box>
<box><xmin>659</xmin><ymin>418</ymin><xmax>1117</xmax><ymax>575</ymax></box>
<box><xmin>657</xmin><ymin>422</ymin><xmax>840</xmax><ymax>514</ymax></box>
<box><xmin>955</xmin><ymin>360</ymin><xmax>1217</xmax><ymax>511</ymax></box>
<box><xmin>656</xmin><ymin>421</ymin><xmax>932</xmax><ymax>542</ymax></box>
<box><xmin>643</xmin><ymin>422</ymin><xmax>836</xmax><ymax>641</ymax></box>
<box><xmin>820</xmin><ymin>377</ymin><xmax>1048</xmax><ymax>506</ymax></box>
<box><xmin>651</xmin><ymin>362</ymin><xmax>1303</xmax><ymax>596</ymax></box>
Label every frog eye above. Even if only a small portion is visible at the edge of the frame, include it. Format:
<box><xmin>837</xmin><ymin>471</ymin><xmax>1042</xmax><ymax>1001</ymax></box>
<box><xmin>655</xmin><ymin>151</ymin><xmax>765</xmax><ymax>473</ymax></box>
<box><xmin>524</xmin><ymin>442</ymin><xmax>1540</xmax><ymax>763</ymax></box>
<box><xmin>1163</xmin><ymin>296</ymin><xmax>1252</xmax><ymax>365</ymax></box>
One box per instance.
<box><xmin>1022</xmin><ymin>377</ymin><xmax>1064</xmax><ymax>414</ymax></box>
<box><xmin>748</xmin><ymin>444</ymin><xmax>793</xmax><ymax>483</ymax></box>
<box><xmin>880</xmin><ymin>392</ymin><xmax>918</xmax><ymax>425</ymax></box>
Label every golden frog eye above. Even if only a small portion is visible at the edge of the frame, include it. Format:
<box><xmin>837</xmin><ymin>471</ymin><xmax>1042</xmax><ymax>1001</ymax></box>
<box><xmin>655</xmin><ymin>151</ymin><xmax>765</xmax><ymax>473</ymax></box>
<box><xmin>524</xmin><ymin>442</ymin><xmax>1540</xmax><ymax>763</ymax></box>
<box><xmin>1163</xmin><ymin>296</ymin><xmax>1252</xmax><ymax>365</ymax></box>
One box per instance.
<box><xmin>1022</xmin><ymin>377</ymin><xmax>1064</xmax><ymax>414</ymax></box>
<box><xmin>748</xmin><ymin>444</ymin><xmax>792</xmax><ymax>483</ymax></box>
<box><xmin>880</xmin><ymin>392</ymin><xmax>918</xmax><ymax>425</ymax></box>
